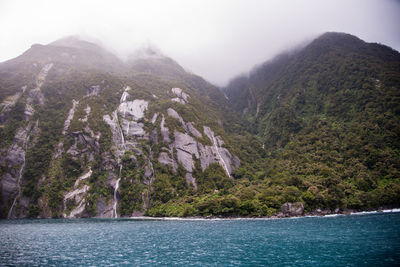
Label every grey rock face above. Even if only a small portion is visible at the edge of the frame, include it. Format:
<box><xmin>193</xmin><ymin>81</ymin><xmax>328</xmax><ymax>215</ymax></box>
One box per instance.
<box><xmin>0</xmin><ymin>88</ymin><xmax>24</xmax><ymax>122</ymax></box>
<box><xmin>280</xmin><ymin>202</ymin><xmax>304</xmax><ymax>217</ymax></box>
<box><xmin>167</xmin><ymin>108</ymin><xmax>183</xmax><ymax>122</ymax></box>
<box><xmin>203</xmin><ymin>126</ymin><xmax>237</xmax><ymax>177</ymax></box>
<box><xmin>6</xmin><ymin>144</ymin><xmax>25</xmax><ymax>167</ymax></box>
<box><xmin>167</xmin><ymin>108</ymin><xmax>188</xmax><ymax>133</ymax></box>
<box><xmin>160</xmin><ymin>115</ymin><xmax>171</xmax><ymax>143</ymax></box>
<box><xmin>63</xmin><ymin>184</ymin><xmax>90</xmax><ymax>218</ymax></box>
<box><xmin>151</xmin><ymin>113</ymin><xmax>159</xmax><ymax>124</ymax></box>
<box><xmin>29</xmin><ymin>63</ymin><xmax>53</xmax><ymax>106</ymax></box>
<box><xmin>62</xmin><ymin>168</ymin><xmax>94</xmax><ymax>218</ymax></box>
<box><xmin>102</xmin><ymin>88</ymin><xmax>155</xmax><ymax>217</ymax></box>
<box><xmin>122</xmin><ymin>120</ymin><xmax>146</xmax><ymax>137</ymax></box>
<box><xmin>118</xmin><ymin>100</ymin><xmax>148</xmax><ymax>120</ymax></box>
<box><xmin>62</xmin><ymin>99</ymin><xmax>79</xmax><ymax>134</ymax></box>
<box><xmin>198</xmin><ymin>143</ymin><xmax>216</xmax><ymax>171</ymax></box>
<box><xmin>187</xmin><ymin>122</ymin><xmax>202</xmax><ymax>138</ymax></box>
<box><xmin>96</xmin><ymin>198</ymin><xmax>114</xmax><ymax>218</ymax></box>
<box><xmin>171</xmin><ymin>87</ymin><xmax>189</xmax><ymax>103</ymax></box>
<box><xmin>174</xmin><ymin>131</ymin><xmax>199</xmax><ymax>172</ymax></box>
<box><xmin>158</xmin><ymin>152</ymin><xmax>175</xmax><ymax>170</ymax></box>
<box><xmin>171</xmin><ymin>98</ymin><xmax>186</xmax><ymax>105</ymax></box>
<box><xmin>103</xmin><ymin>111</ymin><xmax>125</xmax><ymax>160</ymax></box>
<box><xmin>157</xmin><ymin>107</ymin><xmax>239</xmax><ymax>189</ymax></box>
<box><xmin>1</xmin><ymin>121</ymin><xmax>35</xmax><ymax>218</ymax></box>
<box><xmin>1</xmin><ymin>173</ymin><xmax>18</xmax><ymax>205</ymax></box>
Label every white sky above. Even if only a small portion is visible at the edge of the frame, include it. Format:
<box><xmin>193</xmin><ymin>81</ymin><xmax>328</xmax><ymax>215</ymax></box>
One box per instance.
<box><xmin>0</xmin><ymin>0</ymin><xmax>399</xmax><ymax>85</ymax></box>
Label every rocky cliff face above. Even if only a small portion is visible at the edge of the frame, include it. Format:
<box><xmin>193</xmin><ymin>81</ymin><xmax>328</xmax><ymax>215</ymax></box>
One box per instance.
<box><xmin>3</xmin><ymin>33</ymin><xmax>397</xmax><ymax>218</ymax></box>
<box><xmin>0</xmin><ymin>37</ymin><xmax>240</xmax><ymax>218</ymax></box>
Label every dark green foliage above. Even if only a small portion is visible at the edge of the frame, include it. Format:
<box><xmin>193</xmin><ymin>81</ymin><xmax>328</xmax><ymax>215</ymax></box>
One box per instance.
<box><xmin>222</xmin><ymin>32</ymin><xmax>400</xmax><ymax>213</ymax></box>
<box><xmin>194</xmin><ymin>163</ymin><xmax>233</xmax><ymax>194</ymax></box>
<box><xmin>1</xmin><ymin>32</ymin><xmax>399</xmax><ymax>218</ymax></box>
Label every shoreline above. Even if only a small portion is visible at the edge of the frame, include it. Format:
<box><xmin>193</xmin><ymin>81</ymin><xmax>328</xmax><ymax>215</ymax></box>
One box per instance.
<box><xmin>124</xmin><ymin>208</ymin><xmax>400</xmax><ymax>221</ymax></box>
<box><xmin>2</xmin><ymin>208</ymin><xmax>400</xmax><ymax>221</ymax></box>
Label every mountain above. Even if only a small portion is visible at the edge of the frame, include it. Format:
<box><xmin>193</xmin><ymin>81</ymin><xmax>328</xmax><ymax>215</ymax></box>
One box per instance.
<box><xmin>224</xmin><ymin>32</ymin><xmax>400</xmax><ymax>211</ymax></box>
<box><xmin>1</xmin><ymin>32</ymin><xmax>399</xmax><ymax>219</ymax></box>
<box><xmin>0</xmin><ymin>37</ymin><xmax>247</xmax><ymax>218</ymax></box>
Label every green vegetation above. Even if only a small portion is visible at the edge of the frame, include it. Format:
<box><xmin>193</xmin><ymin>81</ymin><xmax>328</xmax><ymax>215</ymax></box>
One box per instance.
<box><xmin>1</xmin><ymin>33</ymin><xmax>399</xmax><ymax>218</ymax></box>
<box><xmin>223</xmin><ymin>32</ymin><xmax>400</xmax><ymax>213</ymax></box>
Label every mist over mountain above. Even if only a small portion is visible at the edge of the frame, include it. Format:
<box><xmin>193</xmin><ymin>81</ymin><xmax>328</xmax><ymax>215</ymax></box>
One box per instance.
<box><xmin>0</xmin><ymin>32</ymin><xmax>399</xmax><ymax>219</ymax></box>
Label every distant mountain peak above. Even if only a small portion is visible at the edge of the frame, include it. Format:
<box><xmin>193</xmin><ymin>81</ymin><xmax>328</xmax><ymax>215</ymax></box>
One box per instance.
<box><xmin>49</xmin><ymin>35</ymin><xmax>103</xmax><ymax>51</ymax></box>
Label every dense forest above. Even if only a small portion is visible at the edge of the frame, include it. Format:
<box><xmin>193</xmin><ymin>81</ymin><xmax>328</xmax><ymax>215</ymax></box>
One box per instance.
<box><xmin>0</xmin><ymin>32</ymin><xmax>399</xmax><ymax>218</ymax></box>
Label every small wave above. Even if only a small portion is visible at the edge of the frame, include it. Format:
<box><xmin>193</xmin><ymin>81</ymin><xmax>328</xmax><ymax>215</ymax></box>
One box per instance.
<box><xmin>382</xmin><ymin>208</ymin><xmax>400</xmax><ymax>213</ymax></box>
<box><xmin>323</xmin><ymin>214</ymin><xmax>343</xmax><ymax>218</ymax></box>
<box><xmin>350</xmin><ymin>211</ymin><xmax>378</xmax><ymax>215</ymax></box>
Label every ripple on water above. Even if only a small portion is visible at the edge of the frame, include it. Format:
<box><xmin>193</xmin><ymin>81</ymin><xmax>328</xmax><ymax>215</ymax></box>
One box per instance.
<box><xmin>0</xmin><ymin>213</ymin><xmax>400</xmax><ymax>266</ymax></box>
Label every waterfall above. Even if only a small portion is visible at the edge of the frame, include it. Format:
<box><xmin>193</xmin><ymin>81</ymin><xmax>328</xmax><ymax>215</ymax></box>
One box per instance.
<box><xmin>113</xmin><ymin>178</ymin><xmax>121</xmax><ymax>218</ymax></box>
<box><xmin>8</xmin><ymin>151</ymin><xmax>25</xmax><ymax>218</ymax></box>
<box><xmin>210</xmin><ymin>132</ymin><xmax>231</xmax><ymax>178</ymax></box>
<box><xmin>112</xmin><ymin>88</ymin><xmax>131</xmax><ymax>218</ymax></box>
<box><xmin>113</xmin><ymin>165</ymin><xmax>122</xmax><ymax>218</ymax></box>
<box><xmin>112</xmin><ymin>108</ymin><xmax>125</xmax><ymax>218</ymax></box>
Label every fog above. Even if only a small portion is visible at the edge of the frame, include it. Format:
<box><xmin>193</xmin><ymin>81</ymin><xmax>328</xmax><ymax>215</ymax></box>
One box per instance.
<box><xmin>0</xmin><ymin>0</ymin><xmax>399</xmax><ymax>85</ymax></box>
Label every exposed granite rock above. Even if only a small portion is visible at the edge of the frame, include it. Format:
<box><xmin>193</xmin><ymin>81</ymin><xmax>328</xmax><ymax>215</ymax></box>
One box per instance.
<box><xmin>279</xmin><ymin>202</ymin><xmax>304</xmax><ymax>217</ymax></box>
<box><xmin>151</xmin><ymin>113</ymin><xmax>159</xmax><ymax>124</ymax></box>
<box><xmin>1</xmin><ymin>121</ymin><xmax>35</xmax><ymax>218</ymax></box>
<box><xmin>1</xmin><ymin>173</ymin><xmax>18</xmax><ymax>207</ymax></box>
<box><xmin>103</xmin><ymin>111</ymin><xmax>125</xmax><ymax>160</ymax></box>
<box><xmin>121</xmin><ymin>120</ymin><xmax>146</xmax><ymax>137</ymax></box>
<box><xmin>74</xmin><ymin>168</ymin><xmax>92</xmax><ymax>188</ymax></box>
<box><xmin>174</xmin><ymin>131</ymin><xmax>199</xmax><ymax>172</ymax></box>
<box><xmin>96</xmin><ymin>198</ymin><xmax>114</xmax><ymax>218</ymax></box>
<box><xmin>120</xmin><ymin>86</ymin><xmax>131</xmax><ymax>102</ymax></box>
<box><xmin>62</xmin><ymin>168</ymin><xmax>94</xmax><ymax>218</ymax></box>
<box><xmin>173</xmin><ymin>131</ymin><xmax>200</xmax><ymax>188</ymax></box>
<box><xmin>198</xmin><ymin>143</ymin><xmax>216</xmax><ymax>171</ymax></box>
<box><xmin>63</xmin><ymin>184</ymin><xmax>90</xmax><ymax>218</ymax></box>
<box><xmin>187</xmin><ymin>122</ymin><xmax>202</xmax><ymax>138</ymax></box>
<box><xmin>79</xmin><ymin>105</ymin><xmax>91</xmax><ymax>122</ymax></box>
<box><xmin>172</xmin><ymin>87</ymin><xmax>189</xmax><ymax>102</ymax></box>
<box><xmin>160</xmin><ymin>115</ymin><xmax>171</xmax><ymax>143</ymax></box>
<box><xmin>30</xmin><ymin>63</ymin><xmax>53</xmax><ymax>106</ymax></box>
<box><xmin>167</xmin><ymin>108</ymin><xmax>188</xmax><ymax>131</ymax></box>
<box><xmin>0</xmin><ymin>87</ymin><xmax>24</xmax><ymax>122</ymax></box>
<box><xmin>171</xmin><ymin>98</ymin><xmax>186</xmax><ymax>105</ymax></box>
<box><xmin>167</xmin><ymin>108</ymin><xmax>183</xmax><ymax>122</ymax></box>
<box><xmin>158</xmin><ymin>152</ymin><xmax>176</xmax><ymax>170</ymax></box>
<box><xmin>203</xmin><ymin>126</ymin><xmax>237</xmax><ymax>177</ymax></box>
<box><xmin>118</xmin><ymin>100</ymin><xmax>148</xmax><ymax>120</ymax></box>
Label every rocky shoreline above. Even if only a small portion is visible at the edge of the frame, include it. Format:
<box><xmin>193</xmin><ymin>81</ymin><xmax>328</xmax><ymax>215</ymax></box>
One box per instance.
<box><xmin>123</xmin><ymin>205</ymin><xmax>400</xmax><ymax>221</ymax></box>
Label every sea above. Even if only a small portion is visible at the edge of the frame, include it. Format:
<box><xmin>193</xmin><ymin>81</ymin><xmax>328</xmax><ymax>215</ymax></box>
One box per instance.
<box><xmin>1</xmin><ymin>211</ymin><xmax>399</xmax><ymax>266</ymax></box>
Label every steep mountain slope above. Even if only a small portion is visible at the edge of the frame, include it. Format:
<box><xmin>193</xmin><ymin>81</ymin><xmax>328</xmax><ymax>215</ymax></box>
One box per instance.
<box><xmin>2</xmin><ymin>32</ymin><xmax>399</xmax><ymax>219</ymax></box>
<box><xmin>224</xmin><ymin>32</ymin><xmax>400</xmax><ymax>211</ymax></box>
<box><xmin>0</xmin><ymin>37</ymin><xmax>245</xmax><ymax>218</ymax></box>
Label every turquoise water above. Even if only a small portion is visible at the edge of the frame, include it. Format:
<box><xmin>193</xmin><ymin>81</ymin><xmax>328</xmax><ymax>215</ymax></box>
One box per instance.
<box><xmin>1</xmin><ymin>213</ymin><xmax>399</xmax><ymax>266</ymax></box>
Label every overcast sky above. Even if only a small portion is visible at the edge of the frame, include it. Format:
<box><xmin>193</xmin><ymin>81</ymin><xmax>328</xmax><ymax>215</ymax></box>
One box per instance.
<box><xmin>0</xmin><ymin>0</ymin><xmax>399</xmax><ymax>85</ymax></box>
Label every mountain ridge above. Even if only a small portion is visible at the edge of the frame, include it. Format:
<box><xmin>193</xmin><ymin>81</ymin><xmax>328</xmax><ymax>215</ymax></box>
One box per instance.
<box><xmin>1</xmin><ymin>32</ymin><xmax>399</xmax><ymax>218</ymax></box>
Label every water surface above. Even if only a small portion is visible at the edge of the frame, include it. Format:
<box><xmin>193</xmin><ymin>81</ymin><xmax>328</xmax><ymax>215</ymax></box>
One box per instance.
<box><xmin>1</xmin><ymin>212</ymin><xmax>399</xmax><ymax>266</ymax></box>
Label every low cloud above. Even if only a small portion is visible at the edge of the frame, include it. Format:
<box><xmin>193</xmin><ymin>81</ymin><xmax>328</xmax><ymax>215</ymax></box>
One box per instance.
<box><xmin>0</xmin><ymin>0</ymin><xmax>399</xmax><ymax>85</ymax></box>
